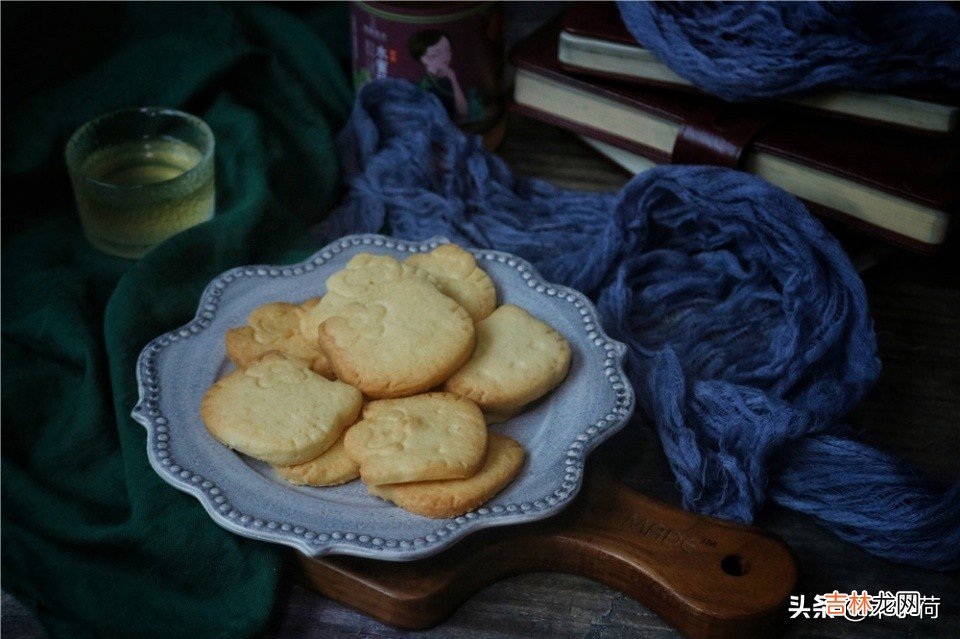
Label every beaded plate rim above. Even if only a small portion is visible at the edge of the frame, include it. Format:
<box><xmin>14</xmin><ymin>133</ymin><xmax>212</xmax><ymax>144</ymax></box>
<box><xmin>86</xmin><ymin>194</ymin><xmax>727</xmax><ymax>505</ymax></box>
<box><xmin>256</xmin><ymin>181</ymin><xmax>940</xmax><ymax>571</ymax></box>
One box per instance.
<box><xmin>132</xmin><ymin>233</ymin><xmax>635</xmax><ymax>560</ymax></box>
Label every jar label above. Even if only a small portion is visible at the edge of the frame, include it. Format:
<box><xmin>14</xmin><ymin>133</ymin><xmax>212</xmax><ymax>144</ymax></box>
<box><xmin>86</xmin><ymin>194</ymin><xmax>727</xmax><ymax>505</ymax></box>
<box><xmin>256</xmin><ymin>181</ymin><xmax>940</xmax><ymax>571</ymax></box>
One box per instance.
<box><xmin>351</xmin><ymin>1</ymin><xmax>505</xmax><ymax>134</ymax></box>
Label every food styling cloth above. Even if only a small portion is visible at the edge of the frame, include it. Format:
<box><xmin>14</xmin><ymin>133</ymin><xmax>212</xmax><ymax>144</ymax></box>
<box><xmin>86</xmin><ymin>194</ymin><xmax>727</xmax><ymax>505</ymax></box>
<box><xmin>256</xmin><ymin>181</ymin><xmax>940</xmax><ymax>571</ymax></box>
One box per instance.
<box><xmin>318</xmin><ymin>79</ymin><xmax>960</xmax><ymax>573</ymax></box>
<box><xmin>4</xmin><ymin>5</ymin><xmax>959</xmax><ymax>639</ymax></box>
<box><xmin>616</xmin><ymin>1</ymin><xmax>960</xmax><ymax>101</ymax></box>
<box><xmin>2</xmin><ymin>4</ymin><xmax>351</xmax><ymax>639</ymax></box>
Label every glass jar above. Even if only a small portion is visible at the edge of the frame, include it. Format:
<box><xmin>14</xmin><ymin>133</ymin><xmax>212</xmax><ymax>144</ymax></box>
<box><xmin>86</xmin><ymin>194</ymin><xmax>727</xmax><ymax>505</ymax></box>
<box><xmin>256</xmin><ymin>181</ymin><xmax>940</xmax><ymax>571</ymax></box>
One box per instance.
<box><xmin>351</xmin><ymin>1</ymin><xmax>506</xmax><ymax>149</ymax></box>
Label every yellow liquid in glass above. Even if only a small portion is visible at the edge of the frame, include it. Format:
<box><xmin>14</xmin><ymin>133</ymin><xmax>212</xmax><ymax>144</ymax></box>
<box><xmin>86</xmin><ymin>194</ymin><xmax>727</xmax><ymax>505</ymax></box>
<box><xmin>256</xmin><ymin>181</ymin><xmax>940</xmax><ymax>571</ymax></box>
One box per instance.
<box><xmin>75</xmin><ymin>137</ymin><xmax>214</xmax><ymax>258</ymax></box>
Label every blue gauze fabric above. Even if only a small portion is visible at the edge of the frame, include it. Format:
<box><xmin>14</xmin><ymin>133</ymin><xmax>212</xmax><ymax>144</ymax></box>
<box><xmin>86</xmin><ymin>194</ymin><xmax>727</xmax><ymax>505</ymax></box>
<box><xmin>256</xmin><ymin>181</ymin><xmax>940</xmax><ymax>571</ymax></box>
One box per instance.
<box><xmin>317</xmin><ymin>80</ymin><xmax>960</xmax><ymax>570</ymax></box>
<box><xmin>616</xmin><ymin>1</ymin><xmax>960</xmax><ymax>101</ymax></box>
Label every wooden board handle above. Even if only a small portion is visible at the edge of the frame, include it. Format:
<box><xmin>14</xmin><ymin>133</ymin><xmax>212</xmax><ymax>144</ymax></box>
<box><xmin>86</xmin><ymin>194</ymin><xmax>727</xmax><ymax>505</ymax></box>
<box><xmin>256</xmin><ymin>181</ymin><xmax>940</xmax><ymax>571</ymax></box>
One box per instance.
<box><xmin>295</xmin><ymin>467</ymin><xmax>797</xmax><ymax>639</ymax></box>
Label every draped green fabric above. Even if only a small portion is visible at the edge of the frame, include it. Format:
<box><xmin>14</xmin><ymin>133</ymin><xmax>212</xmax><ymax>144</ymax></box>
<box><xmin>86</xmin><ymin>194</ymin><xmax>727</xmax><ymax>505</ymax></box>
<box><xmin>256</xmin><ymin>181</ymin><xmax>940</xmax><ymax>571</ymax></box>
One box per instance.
<box><xmin>1</xmin><ymin>4</ymin><xmax>352</xmax><ymax>638</ymax></box>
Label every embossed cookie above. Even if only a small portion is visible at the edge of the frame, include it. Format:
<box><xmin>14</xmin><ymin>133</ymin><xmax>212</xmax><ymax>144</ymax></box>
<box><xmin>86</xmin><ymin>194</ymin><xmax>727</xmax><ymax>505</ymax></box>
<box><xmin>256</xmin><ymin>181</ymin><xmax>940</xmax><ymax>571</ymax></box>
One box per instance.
<box><xmin>319</xmin><ymin>277</ymin><xmax>476</xmax><ymax>398</ymax></box>
<box><xmin>299</xmin><ymin>253</ymin><xmax>434</xmax><ymax>343</ymax></box>
<box><xmin>406</xmin><ymin>244</ymin><xmax>497</xmax><ymax>322</ymax></box>
<box><xmin>326</xmin><ymin>253</ymin><xmax>431</xmax><ymax>296</ymax></box>
<box><xmin>200</xmin><ymin>353</ymin><xmax>362</xmax><ymax>465</ymax></box>
<box><xmin>443</xmin><ymin>304</ymin><xmax>571</xmax><ymax>419</ymax></box>
<box><xmin>226</xmin><ymin>298</ymin><xmax>333</xmax><ymax>377</ymax></box>
<box><xmin>368</xmin><ymin>433</ymin><xmax>526</xmax><ymax>518</ymax></box>
<box><xmin>272</xmin><ymin>424</ymin><xmax>359</xmax><ymax>487</ymax></box>
<box><xmin>344</xmin><ymin>392</ymin><xmax>487</xmax><ymax>485</ymax></box>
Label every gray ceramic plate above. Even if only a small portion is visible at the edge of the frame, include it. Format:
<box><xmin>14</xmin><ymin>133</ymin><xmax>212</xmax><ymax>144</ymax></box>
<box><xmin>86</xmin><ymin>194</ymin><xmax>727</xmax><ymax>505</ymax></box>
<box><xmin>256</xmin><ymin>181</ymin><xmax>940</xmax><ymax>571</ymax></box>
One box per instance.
<box><xmin>132</xmin><ymin>234</ymin><xmax>634</xmax><ymax>560</ymax></box>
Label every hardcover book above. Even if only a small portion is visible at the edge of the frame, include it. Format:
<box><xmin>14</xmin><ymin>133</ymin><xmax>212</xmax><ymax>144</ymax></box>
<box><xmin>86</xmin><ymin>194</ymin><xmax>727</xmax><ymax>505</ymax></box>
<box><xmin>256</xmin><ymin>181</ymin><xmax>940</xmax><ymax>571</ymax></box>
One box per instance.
<box><xmin>511</xmin><ymin>20</ymin><xmax>958</xmax><ymax>252</ymax></box>
<box><xmin>558</xmin><ymin>2</ymin><xmax>960</xmax><ymax>137</ymax></box>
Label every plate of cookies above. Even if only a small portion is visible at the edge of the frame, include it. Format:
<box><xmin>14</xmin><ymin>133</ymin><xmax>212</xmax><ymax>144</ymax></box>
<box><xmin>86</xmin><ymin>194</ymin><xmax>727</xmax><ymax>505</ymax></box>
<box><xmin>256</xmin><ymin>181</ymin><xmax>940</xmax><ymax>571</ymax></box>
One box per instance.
<box><xmin>133</xmin><ymin>234</ymin><xmax>634</xmax><ymax>559</ymax></box>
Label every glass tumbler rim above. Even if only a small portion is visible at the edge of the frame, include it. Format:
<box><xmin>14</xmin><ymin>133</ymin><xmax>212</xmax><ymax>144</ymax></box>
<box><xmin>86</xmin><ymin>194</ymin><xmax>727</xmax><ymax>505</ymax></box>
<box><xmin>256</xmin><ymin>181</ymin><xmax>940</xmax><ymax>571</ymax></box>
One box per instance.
<box><xmin>65</xmin><ymin>106</ymin><xmax>215</xmax><ymax>194</ymax></box>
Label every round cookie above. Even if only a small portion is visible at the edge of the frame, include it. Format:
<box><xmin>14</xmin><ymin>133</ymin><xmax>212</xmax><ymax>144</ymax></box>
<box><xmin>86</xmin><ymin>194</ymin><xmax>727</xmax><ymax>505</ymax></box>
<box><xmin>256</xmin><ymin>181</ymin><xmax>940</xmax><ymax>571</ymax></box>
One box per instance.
<box><xmin>406</xmin><ymin>244</ymin><xmax>497</xmax><ymax>322</ymax></box>
<box><xmin>200</xmin><ymin>353</ymin><xmax>362</xmax><ymax>465</ymax></box>
<box><xmin>318</xmin><ymin>277</ymin><xmax>476</xmax><ymax>398</ymax></box>
<box><xmin>343</xmin><ymin>392</ymin><xmax>487</xmax><ymax>485</ymax></box>
<box><xmin>299</xmin><ymin>253</ymin><xmax>434</xmax><ymax>343</ymax></box>
<box><xmin>443</xmin><ymin>304</ymin><xmax>571</xmax><ymax>419</ymax></box>
<box><xmin>272</xmin><ymin>424</ymin><xmax>359</xmax><ymax>487</ymax></box>
<box><xmin>368</xmin><ymin>433</ymin><xmax>526</xmax><ymax>519</ymax></box>
<box><xmin>226</xmin><ymin>298</ymin><xmax>333</xmax><ymax>377</ymax></box>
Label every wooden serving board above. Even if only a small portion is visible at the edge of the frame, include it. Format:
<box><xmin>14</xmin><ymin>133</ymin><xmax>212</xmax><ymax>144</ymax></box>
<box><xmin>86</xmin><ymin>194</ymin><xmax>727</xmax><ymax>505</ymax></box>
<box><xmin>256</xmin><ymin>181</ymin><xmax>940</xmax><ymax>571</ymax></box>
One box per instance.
<box><xmin>295</xmin><ymin>467</ymin><xmax>797</xmax><ymax>639</ymax></box>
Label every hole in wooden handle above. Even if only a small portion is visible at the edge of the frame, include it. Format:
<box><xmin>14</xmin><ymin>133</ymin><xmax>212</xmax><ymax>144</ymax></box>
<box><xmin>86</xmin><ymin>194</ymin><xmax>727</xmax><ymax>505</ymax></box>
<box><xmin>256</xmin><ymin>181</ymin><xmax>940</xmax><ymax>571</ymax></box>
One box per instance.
<box><xmin>721</xmin><ymin>554</ymin><xmax>750</xmax><ymax>577</ymax></box>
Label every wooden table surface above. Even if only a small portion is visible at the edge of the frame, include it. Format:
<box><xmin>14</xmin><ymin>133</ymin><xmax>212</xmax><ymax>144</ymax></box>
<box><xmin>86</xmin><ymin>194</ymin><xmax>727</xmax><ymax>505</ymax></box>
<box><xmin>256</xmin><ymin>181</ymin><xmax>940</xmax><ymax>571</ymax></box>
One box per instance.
<box><xmin>4</xmin><ymin>64</ymin><xmax>958</xmax><ymax>639</ymax></box>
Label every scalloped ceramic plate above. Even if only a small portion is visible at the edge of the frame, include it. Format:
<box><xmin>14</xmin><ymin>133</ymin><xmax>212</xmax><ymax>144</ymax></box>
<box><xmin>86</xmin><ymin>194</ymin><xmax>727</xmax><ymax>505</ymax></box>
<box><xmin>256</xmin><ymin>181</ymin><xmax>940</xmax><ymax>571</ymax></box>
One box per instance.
<box><xmin>132</xmin><ymin>234</ymin><xmax>634</xmax><ymax>560</ymax></box>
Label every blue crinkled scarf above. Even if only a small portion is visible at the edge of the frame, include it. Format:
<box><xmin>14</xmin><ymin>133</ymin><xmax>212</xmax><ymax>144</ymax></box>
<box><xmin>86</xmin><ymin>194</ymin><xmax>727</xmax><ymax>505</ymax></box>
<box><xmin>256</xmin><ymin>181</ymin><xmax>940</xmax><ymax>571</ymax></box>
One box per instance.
<box><xmin>317</xmin><ymin>80</ymin><xmax>960</xmax><ymax>570</ymax></box>
<box><xmin>616</xmin><ymin>1</ymin><xmax>960</xmax><ymax>101</ymax></box>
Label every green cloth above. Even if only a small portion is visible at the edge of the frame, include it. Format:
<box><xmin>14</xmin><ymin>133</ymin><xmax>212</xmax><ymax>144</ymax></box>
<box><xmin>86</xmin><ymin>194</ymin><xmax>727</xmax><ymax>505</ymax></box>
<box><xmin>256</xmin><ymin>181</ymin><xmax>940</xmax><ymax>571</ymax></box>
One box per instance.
<box><xmin>2</xmin><ymin>3</ymin><xmax>352</xmax><ymax>638</ymax></box>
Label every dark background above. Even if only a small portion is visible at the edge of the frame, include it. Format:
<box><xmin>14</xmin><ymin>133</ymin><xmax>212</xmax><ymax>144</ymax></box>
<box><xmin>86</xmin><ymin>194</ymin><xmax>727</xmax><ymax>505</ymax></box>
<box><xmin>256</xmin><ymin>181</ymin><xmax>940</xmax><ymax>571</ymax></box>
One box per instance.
<box><xmin>3</xmin><ymin>3</ymin><xmax>958</xmax><ymax>638</ymax></box>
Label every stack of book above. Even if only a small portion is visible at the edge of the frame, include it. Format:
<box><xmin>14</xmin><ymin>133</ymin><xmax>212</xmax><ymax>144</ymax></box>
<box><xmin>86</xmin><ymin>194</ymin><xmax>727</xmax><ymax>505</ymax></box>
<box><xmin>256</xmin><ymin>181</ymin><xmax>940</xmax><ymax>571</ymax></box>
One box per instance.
<box><xmin>510</xmin><ymin>3</ymin><xmax>959</xmax><ymax>253</ymax></box>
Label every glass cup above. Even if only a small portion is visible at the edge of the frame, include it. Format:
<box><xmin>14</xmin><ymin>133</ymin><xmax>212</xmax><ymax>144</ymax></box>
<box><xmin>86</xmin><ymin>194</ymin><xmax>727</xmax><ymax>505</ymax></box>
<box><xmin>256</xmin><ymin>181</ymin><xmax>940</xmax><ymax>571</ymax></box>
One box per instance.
<box><xmin>65</xmin><ymin>107</ymin><xmax>215</xmax><ymax>258</ymax></box>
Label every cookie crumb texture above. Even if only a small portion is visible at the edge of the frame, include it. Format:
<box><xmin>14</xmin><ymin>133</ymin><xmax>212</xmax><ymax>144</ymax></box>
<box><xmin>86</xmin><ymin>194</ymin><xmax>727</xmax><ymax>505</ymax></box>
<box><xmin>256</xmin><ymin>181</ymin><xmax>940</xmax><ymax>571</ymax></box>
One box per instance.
<box><xmin>344</xmin><ymin>392</ymin><xmax>488</xmax><ymax>485</ymax></box>
<box><xmin>444</xmin><ymin>304</ymin><xmax>571</xmax><ymax>414</ymax></box>
<box><xmin>299</xmin><ymin>253</ymin><xmax>434</xmax><ymax>343</ymax></box>
<box><xmin>272</xmin><ymin>423</ymin><xmax>360</xmax><ymax>487</ymax></box>
<box><xmin>369</xmin><ymin>433</ymin><xmax>526</xmax><ymax>518</ymax></box>
<box><xmin>200</xmin><ymin>353</ymin><xmax>362</xmax><ymax>465</ymax></box>
<box><xmin>319</xmin><ymin>278</ymin><xmax>476</xmax><ymax>398</ymax></box>
<box><xmin>225</xmin><ymin>298</ymin><xmax>332</xmax><ymax>377</ymax></box>
<box><xmin>406</xmin><ymin>244</ymin><xmax>497</xmax><ymax>322</ymax></box>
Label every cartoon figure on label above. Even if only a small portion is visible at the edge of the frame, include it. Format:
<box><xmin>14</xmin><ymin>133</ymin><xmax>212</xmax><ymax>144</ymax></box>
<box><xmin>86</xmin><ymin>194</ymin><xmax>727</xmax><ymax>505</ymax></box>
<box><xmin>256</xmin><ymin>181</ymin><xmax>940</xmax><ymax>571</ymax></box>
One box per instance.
<box><xmin>409</xmin><ymin>29</ymin><xmax>481</xmax><ymax>123</ymax></box>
